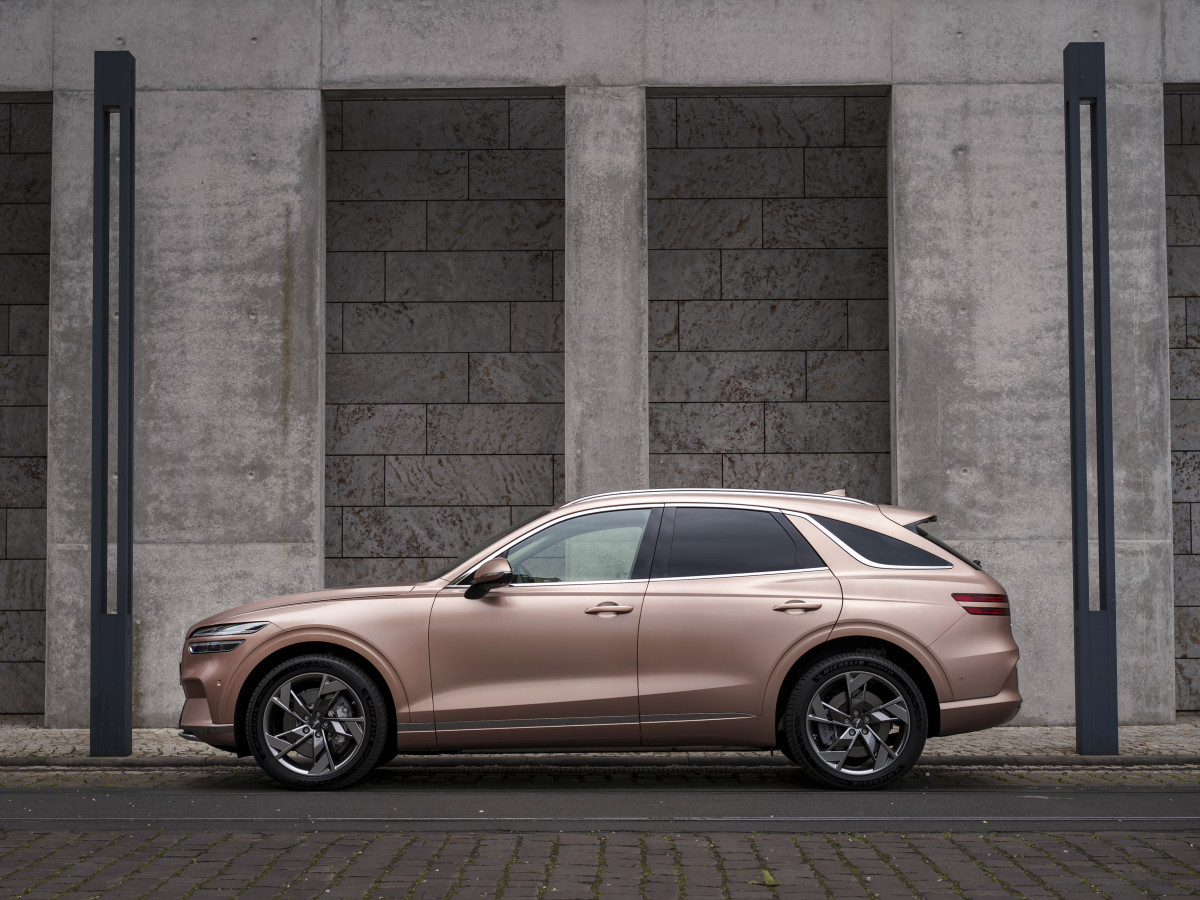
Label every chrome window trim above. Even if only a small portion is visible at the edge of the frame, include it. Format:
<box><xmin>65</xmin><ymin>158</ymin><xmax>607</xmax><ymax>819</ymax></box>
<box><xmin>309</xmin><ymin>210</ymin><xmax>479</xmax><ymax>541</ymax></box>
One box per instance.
<box><xmin>790</xmin><ymin>512</ymin><xmax>954</xmax><ymax>571</ymax></box>
<box><xmin>649</xmin><ymin>566</ymin><xmax>830</xmax><ymax>582</ymax></box>
<box><xmin>563</xmin><ymin>488</ymin><xmax>871</xmax><ymax>507</ymax></box>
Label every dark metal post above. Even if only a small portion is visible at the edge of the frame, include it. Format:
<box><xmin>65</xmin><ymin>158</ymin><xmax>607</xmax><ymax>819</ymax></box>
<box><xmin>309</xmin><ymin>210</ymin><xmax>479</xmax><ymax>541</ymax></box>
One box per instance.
<box><xmin>1063</xmin><ymin>42</ymin><xmax>1118</xmax><ymax>755</ymax></box>
<box><xmin>91</xmin><ymin>50</ymin><xmax>135</xmax><ymax>757</ymax></box>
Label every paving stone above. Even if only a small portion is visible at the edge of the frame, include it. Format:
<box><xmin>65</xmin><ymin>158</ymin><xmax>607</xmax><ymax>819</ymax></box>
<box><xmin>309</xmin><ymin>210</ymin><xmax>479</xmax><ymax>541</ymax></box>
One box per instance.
<box><xmin>0</xmin><ymin>610</ymin><xmax>44</xmax><ymax>661</ymax></box>
<box><xmin>343</xmin><ymin>302</ymin><xmax>508</xmax><ymax>353</ymax></box>
<box><xmin>807</xmin><ymin>350</ymin><xmax>889</xmax><ymax>401</ymax></box>
<box><xmin>723</xmin><ymin>452</ymin><xmax>890</xmax><ymax>503</ymax></box>
<box><xmin>325</xmin><ymin>506</ymin><xmax>342</xmax><ymax>557</ymax></box>
<box><xmin>0</xmin><ymin>155</ymin><xmax>51</xmax><ymax>204</ymax></box>
<box><xmin>324</xmin><ymin>99</ymin><xmax>342</xmax><ymax>150</ymax></box>
<box><xmin>343</xmin><ymin>505</ymin><xmax>511</xmax><ymax>558</ymax></box>
<box><xmin>650</xmin><ymin>350</ymin><xmax>805</xmax><ymax>402</ymax></box>
<box><xmin>9</xmin><ymin>103</ymin><xmax>52</xmax><ymax>154</ymax></box>
<box><xmin>650</xmin><ymin>403</ymin><xmax>764</xmax><ymax>453</ymax></box>
<box><xmin>0</xmin><ymin>458</ymin><xmax>44</xmax><ymax>507</ymax></box>
<box><xmin>0</xmin><ymin>560</ymin><xmax>44</xmax><ymax>609</ymax></box>
<box><xmin>1174</xmin><ymin>451</ymin><xmax>1200</xmax><ymax>501</ymax></box>
<box><xmin>427</xmin><ymin>200</ymin><xmax>564</xmax><ymax>251</ymax></box>
<box><xmin>648</xmin><ymin>249</ymin><xmax>721</xmax><ymax>300</ymax></box>
<box><xmin>650</xmin><ymin>301</ymin><xmax>678</xmax><ymax>351</ymax></box>
<box><xmin>468</xmin><ymin>150</ymin><xmax>564</xmax><ymax>200</ymax></box>
<box><xmin>327</xmin><ymin>251</ymin><xmax>385</xmax><ymax>304</ymax></box>
<box><xmin>1172</xmin><ymin>247</ymin><xmax>1200</xmax><ymax>298</ymax></box>
<box><xmin>1173</xmin><ymin>350</ymin><xmax>1200</xmax><ymax>399</ymax></box>
<box><xmin>0</xmin><ymin>204</ymin><xmax>50</xmax><ymax>254</ymax></box>
<box><xmin>763</xmin><ymin>198</ymin><xmax>887</xmax><ymax>249</ymax></box>
<box><xmin>804</xmin><ymin>147</ymin><xmax>887</xmax><ymax>198</ymax></box>
<box><xmin>326</xmin><ymin>404</ymin><xmax>426</xmax><ymax>455</ymax></box>
<box><xmin>648</xmin><ymin>149</ymin><xmax>805</xmax><ymax>198</ymax></box>
<box><xmin>326</xmin><ymin>201</ymin><xmax>425</xmax><ymax>252</ymax></box>
<box><xmin>343</xmin><ymin>99</ymin><xmax>508</xmax><ymax>150</ymax></box>
<box><xmin>1183</xmin><ymin>96</ymin><xmax>1200</xmax><ymax>145</ymax></box>
<box><xmin>676</xmin><ymin>97</ymin><xmax>843</xmax><ymax>148</ymax></box>
<box><xmin>680</xmin><ymin>299</ymin><xmax>846</xmax><ymax>351</ymax></box>
<box><xmin>766</xmin><ymin>401</ymin><xmax>889</xmax><ymax>453</ymax></box>
<box><xmin>647</xmin><ymin>98</ymin><xmax>676</xmax><ymax>149</ymax></box>
<box><xmin>5</xmin><ymin>508</ymin><xmax>44</xmax><ymax>559</ymax></box>
<box><xmin>510</xmin><ymin>98</ymin><xmax>563</xmax><ymax>149</ymax></box>
<box><xmin>648</xmin><ymin>199</ymin><xmax>761</xmax><ymax>249</ymax></box>
<box><xmin>1168</xmin><ymin>196</ymin><xmax>1200</xmax><ymax>246</ymax></box>
<box><xmin>845</xmin><ymin>96</ymin><xmax>889</xmax><ymax>147</ymax></box>
<box><xmin>327</xmin><ymin>353</ymin><xmax>466</xmax><ymax>403</ymax></box>
<box><xmin>387</xmin><ymin>251</ymin><xmax>552</xmax><ymax>303</ymax></box>
<box><xmin>511</xmin><ymin>301</ymin><xmax>562</xmax><ymax>352</ymax></box>
<box><xmin>386</xmin><ymin>455</ymin><xmax>553</xmax><ymax>505</ymax></box>
<box><xmin>7</xmin><ymin>305</ymin><xmax>46</xmax><ymax>355</ymax></box>
<box><xmin>0</xmin><ymin>662</ymin><xmax>42</xmax><ymax>713</ymax></box>
<box><xmin>1177</xmin><ymin>607</ymin><xmax>1200</xmax><ymax>658</ymax></box>
<box><xmin>1166</xmin><ymin>94</ymin><xmax>1183</xmax><ymax>145</ymax></box>
<box><xmin>1178</xmin><ymin>660</ymin><xmax>1200</xmax><ymax>709</ymax></box>
<box><xmin>1167</xmin><ymin>146</ymin><xmax>1200</xmax><ymax>196</ymax></box>
<box><xmin>848</xmin><ymin>298</ymin><xmax>888</xmax><ymax>350</ymax></box>
<box><xmin>326</xmin><ymin>150</ymin><xmax>466</xmax><ymax>201</ymax></box>
<box><xmin>722</xmin><ymin>249</ymin><xmax>887</xmax><ymax>299</ymax></box>
<box><xmin>326</xmin><ymin>556</ymin><xmax>454</xmax><ymax>587</ymax></box>
<box><xmin>1176</xmin><ymin>502</ymin><xmax>1192</xmax><ymax>554</ymax></box>
<box><xmin>0</xmin><ymin>255</ymin><xmax>48</xmax><ymax>306</ymax></box>
<box><xmin>469</xmin><ymin>352</ymin><xmax>563</xmax><ymax>403</ymax></box>
<box><xmin>325</xmin><ymin>456</ymin><xmax>385</xmax><ymax>507</ymax></box>
<box><xmin>649</xmin><ymin>453</ymin><xmax>722</xmax><ymax>489</ymax></box>
<box><xmin>427</xmin><ymin>404</ymin><xmax>564</xmax><ymax>454</ymax></box>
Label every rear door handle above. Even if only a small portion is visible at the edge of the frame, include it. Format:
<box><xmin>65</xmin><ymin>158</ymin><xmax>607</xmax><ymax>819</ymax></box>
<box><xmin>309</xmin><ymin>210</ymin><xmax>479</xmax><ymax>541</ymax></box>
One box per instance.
<box><xmin>773</xmin><ymin>600</ymin><xmax>823</xmax><ymax>613</ymax></box>
<box><xmin>585</xmin><ymin>603</ymin><xmax>635</xmax><ymax>615</ymax></box>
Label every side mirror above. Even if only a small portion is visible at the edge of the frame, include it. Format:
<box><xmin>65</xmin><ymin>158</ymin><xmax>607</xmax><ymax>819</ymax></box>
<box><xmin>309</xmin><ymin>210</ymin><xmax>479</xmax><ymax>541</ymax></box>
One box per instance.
<box><xmin>465</xmin><ymin>557</ymin><xmax>513</xmax><ymax>599</ymax></box>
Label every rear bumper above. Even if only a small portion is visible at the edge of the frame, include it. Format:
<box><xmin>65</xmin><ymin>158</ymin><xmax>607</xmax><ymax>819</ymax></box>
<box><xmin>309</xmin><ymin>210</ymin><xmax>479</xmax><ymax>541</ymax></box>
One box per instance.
<box><xmin>936</xmin><ymin>665</ymin><xmax>1021</xmax><ymax>737</ymax></box>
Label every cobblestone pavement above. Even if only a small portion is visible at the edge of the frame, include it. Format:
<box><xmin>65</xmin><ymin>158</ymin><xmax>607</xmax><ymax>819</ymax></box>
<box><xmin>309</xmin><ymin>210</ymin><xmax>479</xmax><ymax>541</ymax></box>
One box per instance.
<box><xmin>0</xmin><ymin>828</ymin><xmax>1198</xmax><ymax>898</ymax></box>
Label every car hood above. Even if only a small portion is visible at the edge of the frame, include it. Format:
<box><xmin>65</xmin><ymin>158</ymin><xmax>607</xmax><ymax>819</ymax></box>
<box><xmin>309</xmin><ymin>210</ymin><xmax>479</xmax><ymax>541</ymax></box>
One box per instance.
<box><xmin>190</xmin><ymin>583</ymin><xmax>421</xmax><ymax>629</ymax></box>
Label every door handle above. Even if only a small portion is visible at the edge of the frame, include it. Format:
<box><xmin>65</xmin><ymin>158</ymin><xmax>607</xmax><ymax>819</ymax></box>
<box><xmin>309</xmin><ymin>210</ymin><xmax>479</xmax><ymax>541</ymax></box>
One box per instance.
<box><xmin>773</xmin><ymin>600</ymin><xmax>823</xmax><ymax>613</ymax></box>
<box><xmin>585</xmin><ymin>603</ymin><xmax>635</xmax><ymax>615</ymax></box>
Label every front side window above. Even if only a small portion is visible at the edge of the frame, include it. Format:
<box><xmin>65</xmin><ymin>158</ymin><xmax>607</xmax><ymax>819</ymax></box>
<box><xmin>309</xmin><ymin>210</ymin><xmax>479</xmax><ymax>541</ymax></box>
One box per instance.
<box><xmin>504</xmin><ymin>508</ymin><xmax>653</xmax><ymax>584</ymax></box>
<box><xmin>667</xmin><ymin>507</ymin><xmax>822</xmax><ymax>578</ymax></box>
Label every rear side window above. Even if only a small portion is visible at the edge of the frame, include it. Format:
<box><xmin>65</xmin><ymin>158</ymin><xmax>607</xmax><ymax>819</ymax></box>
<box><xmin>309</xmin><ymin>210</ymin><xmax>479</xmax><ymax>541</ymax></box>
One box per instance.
<box><xmin>811</xmin><ymin>515</ymin><xmax>950</xmax><ymax>568</ymax></box>
<box><xmin>667</xmin><ymin>507</ymin><xmax>824</xmax><ymax>578</ymax></box>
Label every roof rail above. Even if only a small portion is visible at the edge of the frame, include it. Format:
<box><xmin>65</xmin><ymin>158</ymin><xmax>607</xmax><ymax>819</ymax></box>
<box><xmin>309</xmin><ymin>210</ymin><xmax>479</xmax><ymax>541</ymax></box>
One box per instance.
<box><xmin>561</xmin><ymin>488</ymin><xmax>873</xmax><ymax>507</ymax></box>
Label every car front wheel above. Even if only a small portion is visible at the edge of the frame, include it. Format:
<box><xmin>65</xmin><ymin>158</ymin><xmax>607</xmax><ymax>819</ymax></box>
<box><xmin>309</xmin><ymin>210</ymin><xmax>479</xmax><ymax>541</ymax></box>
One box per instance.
<box><xmin>246</xmin><ymin>654</ymin><xmax>388</xmax><ymax>790</ymax></box>
<box><xmin>782</xmin><ymin>651</ymin><xmax>926</xmax><ymax>789</ymax></box>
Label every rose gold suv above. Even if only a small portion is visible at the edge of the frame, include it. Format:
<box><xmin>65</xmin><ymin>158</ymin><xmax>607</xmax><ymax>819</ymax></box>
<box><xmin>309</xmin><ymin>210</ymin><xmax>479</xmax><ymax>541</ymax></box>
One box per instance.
<box><xmin>179</xmin><ymin>489</ymin><xmax>1020</xmax><ymax>790</ymax></box>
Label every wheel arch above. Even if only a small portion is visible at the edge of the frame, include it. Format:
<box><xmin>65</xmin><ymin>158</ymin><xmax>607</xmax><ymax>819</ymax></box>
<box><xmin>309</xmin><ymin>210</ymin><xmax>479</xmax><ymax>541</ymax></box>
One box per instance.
<box><xmin>771</xmin><ymin>635</ymin><xmax>943</xmax><ymax>747</ymax></box>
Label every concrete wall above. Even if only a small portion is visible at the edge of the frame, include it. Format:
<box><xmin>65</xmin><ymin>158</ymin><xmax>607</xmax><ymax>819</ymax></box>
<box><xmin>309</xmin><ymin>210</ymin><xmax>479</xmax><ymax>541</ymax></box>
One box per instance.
<box><xmin>0</xmin><ymin>97</ymin><xmax>51</xmax><ymax>713</ymax></box>
<box><xmin>0</xmin><ymin>0</ymin><xmax>1192</xmax><ymax>725</ymax></box>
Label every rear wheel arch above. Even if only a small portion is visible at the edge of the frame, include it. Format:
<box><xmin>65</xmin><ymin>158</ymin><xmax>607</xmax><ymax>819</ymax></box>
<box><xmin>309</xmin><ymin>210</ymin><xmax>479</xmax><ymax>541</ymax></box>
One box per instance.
<box><xmin>773</xmin><ymin>636</ymin><xmax>941</xmax><ymax>748</ymax></box>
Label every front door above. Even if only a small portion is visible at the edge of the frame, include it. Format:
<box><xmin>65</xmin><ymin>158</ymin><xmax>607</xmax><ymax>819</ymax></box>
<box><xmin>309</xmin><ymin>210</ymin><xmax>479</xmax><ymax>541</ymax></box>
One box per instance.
<box><xmin>430</xmin><ymin>507</ymin><xmax>661</xmax><ymax>749</ymax></box>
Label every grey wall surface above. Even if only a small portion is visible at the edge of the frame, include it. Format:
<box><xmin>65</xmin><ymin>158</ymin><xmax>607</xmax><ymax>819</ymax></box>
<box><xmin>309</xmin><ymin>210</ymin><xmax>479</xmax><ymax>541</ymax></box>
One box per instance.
<box><xmin>324</xmin><ymin>96</ymin><xmax>564</xmax><ymax>586</ymax></box>
<box><xmin>0</xmin><ymin>98</ymin><xmax>50</xmax><ymax>714</ymax></box>
<box><xmin>645</xmin><ymin>93</ymin><xmax>890</xmax><ymax>502</ymax></box>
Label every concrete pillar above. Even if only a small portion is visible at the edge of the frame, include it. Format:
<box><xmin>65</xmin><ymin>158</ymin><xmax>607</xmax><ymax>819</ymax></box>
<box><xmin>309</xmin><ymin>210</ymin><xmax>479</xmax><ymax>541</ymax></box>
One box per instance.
<box><xmin>563</xmin><ymin>86</ymin><xmax>649</xmax><ymax>501</ymax></box>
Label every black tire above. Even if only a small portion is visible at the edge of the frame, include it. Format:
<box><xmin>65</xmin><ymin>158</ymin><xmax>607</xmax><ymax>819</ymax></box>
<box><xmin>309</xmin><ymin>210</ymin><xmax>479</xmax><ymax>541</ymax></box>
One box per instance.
<box><xmin>246</xmin><ymin>653</ymin><xmax>389</xmax><ymax>790</ymax></box>
<box><xmin>781</xmin><ymin>651</ymin><xmax>926</xmax><ymax>789</ymax></box>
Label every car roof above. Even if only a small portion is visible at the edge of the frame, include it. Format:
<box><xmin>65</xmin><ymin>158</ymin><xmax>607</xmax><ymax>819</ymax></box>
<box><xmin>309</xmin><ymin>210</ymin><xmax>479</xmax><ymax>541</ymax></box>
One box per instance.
<box><xmin>560</xmin><ymin>488</ymin><xmax>877</xmax><ymax>514</ymax></box>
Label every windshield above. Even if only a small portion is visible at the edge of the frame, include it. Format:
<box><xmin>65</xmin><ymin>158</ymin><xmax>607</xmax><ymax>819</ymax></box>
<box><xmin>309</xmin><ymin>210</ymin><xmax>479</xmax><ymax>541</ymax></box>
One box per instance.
<box><xmin>913</xmin><ymin>524</ymin><xmax>982</xmax><ymax>570</ymax></box>
<box><xmin>427</xmin><ymin>509</ymin><xmax>552</xmax><ymax>582</ymax></box>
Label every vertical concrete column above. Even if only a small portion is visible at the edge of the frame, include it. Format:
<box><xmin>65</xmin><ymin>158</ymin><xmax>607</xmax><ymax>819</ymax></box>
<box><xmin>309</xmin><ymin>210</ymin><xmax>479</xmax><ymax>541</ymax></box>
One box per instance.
<box><xmin>563</xmin><ymin>86</ymin><xmax>649</xmax><ymax>501</ymax></box>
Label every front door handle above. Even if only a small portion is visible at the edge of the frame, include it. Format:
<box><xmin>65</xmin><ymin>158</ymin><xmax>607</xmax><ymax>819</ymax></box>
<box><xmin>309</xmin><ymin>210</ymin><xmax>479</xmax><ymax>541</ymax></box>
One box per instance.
<box><xmin>585</xmin><ymin>602</ymin><xmax>635</xmax><ymax>616</ymax></box>
<box><xmin>773</xmin><ymin>600</ymin><xmax>823</xmax><ymax>613</ymax></box>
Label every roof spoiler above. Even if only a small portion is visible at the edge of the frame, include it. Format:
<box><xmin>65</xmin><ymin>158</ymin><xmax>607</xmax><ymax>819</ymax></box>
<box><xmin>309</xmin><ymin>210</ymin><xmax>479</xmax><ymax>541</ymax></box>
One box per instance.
<box><xmin>880</xmin><ymin>506</ymin><xmax>937</xmax><ymax>528</ymax></box>
<box><xmin>823</xmin><ymin>488</ymin><xmax>847</xmax><ymax>497</ymax></box>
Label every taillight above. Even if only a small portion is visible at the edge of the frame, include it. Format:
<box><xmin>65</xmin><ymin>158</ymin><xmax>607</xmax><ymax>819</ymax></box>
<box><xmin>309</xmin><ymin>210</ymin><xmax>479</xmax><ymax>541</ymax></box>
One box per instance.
<box><xmin>953</xmin><ymin>593</ymin><xmax>1010</xmax><ymax>616</ymax></box>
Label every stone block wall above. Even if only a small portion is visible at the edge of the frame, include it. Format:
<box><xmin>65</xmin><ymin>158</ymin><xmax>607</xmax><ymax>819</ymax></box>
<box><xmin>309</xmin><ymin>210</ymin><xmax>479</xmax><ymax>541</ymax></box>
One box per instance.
<box><xmin>1168</xmin><ymin>89</ymin><xmax>1200</xmax><ymax>710</ymax></box>
<box><xmin>645</xmin><ymin>94</ymin><xmax>890</xmax><ymax>501</ymax></box>
<box><xmin>0</xmin><ymin>99</ymin><xmax>50</xmax><ymax>713</ymax></box>
<box><xmin>324</xmin><ymin>97</ymin><xmax>564</xmax><ymax>586</ymax></box>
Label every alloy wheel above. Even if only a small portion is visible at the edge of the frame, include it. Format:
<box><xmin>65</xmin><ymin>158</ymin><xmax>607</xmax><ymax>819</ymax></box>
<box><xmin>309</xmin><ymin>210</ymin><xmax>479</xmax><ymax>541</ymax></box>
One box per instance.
<box><xmin>804</xmin><ymin>668</ymin><xmax>911</xmax><ymax>776</ymax></box>
<box><xmin>259</xmin><ymin>671</ymin><xmax>368</xmax><ymax>777</ymax></box>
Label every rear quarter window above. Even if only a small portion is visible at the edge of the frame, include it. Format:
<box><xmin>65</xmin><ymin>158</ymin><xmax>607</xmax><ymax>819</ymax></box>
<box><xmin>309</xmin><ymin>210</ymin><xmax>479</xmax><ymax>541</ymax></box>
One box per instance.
<box><xmin>811</xmin><ymin>515</ymin><xmax>951</xmax><ymax>569</ymax></box>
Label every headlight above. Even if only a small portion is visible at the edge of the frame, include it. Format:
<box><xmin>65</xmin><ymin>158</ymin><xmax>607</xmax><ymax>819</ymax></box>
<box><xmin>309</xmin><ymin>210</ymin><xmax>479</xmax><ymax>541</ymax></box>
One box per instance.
<box><xmin>187</xmin><ymin>621</ymin><xmax>269</xmax><ymax>653</ymax></box>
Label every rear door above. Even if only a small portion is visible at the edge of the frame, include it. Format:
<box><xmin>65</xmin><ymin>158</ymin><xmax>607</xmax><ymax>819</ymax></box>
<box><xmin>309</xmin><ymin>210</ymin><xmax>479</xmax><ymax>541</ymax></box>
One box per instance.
<box><xmin>638</xmin><ymin>506</ymin><xmax>843</xmax><ymax>746</ymax></box>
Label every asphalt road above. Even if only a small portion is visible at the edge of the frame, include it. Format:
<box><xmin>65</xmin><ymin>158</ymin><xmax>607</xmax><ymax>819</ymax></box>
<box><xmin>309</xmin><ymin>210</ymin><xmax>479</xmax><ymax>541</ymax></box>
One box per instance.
<box><xmin>1</xmin><ymin>761</ymin><xmax>1197</xmax><ymax>833</ymax></box>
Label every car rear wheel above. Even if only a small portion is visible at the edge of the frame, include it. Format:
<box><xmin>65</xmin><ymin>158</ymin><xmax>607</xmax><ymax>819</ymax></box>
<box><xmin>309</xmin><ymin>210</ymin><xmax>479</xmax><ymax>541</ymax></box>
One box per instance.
<box><xmin>246</xmin><ymin>654</ymin><xmax>388</xmax><ymax>790</ymax></box>
<box><xmin>782</xmin><ymin>651</ymin><xmax>926</xmax><ymax>789</ymax></box>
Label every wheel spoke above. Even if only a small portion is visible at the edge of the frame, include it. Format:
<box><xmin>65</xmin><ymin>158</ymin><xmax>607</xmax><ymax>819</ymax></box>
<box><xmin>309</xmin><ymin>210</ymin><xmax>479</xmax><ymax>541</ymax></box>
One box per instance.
<box><xmin>819</xmin><ymin>699</ymin><xmax>850</xmax><ymax>721</ymax></box>
<box><xmin>802</xmin><ymin>666</ymin><xmax>915</xmax><ymax>778</ymax></box>
<box><xmin>269</xmin><ymin>695</ymin><xmax>303</xmax><ymax>721</ymax></box>
<box><xmin>308</xmin><ymin>729</ymin><xmax>332</xmax><ymax>776</ymax></box>
<box><xmin>265</xmin><ymin>729</ymin><xmax>309</xmax><ymax>760</ymax></box>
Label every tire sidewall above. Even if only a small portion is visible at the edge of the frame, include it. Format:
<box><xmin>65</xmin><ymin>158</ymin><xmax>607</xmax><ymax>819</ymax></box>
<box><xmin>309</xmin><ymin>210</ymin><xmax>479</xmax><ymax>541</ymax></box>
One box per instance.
<box><xmin>784</xmin><ymin>652</ymin><xmax>927</xmax><ymax>789</ymax></box>
<box><xmin>246</xmin><ymin>653</ymin><xmax>388</xmax><ymax>790</ymax></box>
